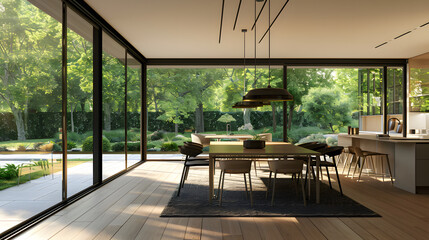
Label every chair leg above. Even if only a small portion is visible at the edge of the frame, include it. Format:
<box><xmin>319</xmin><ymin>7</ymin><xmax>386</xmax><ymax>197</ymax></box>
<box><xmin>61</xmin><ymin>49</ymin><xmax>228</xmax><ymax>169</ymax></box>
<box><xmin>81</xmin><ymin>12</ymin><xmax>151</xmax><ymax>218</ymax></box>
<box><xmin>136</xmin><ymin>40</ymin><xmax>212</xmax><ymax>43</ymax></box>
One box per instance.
<box><xmin>347</xmin><ymin>155</ymin><xmax>355</xmax><ymax>176</ymax></box>
<box><xmin>326</xmin><ymin>166</ymin><xmax>332</xmax><ymax>189</ymax></box>
<box><xmin>184</xmin><ymin>166</ymin><xmax>190</xmax><ymax>180</ymax></box>
<box><xmin>342</xmin><ymin>153</ymin><xmax>350</xmax><ymax>174</ymax></box>
<box><xmin>385</xmin><ymin>155</ymin><xmax>394</xmax><ymax>184</ymax></box>
<box><xmin>271</xmin><ymin>172</ymin><xmax>277</xmax><ymax>206</ymax></box>
<box><xmin>358</xmin><ymin>157</ymin><xmax>366</xmax><ymax>182</ymax></box>
<box><xmin>352</xmin><ymin>156</ymin><xmax>360</xmax><ymax>178</ymax></box>
<box><xmin>266</xmin><ymin>171</ymin><xmax>272</xmax><ymax>199</ymax></box>
<box><xmin>217</xmin><ymin>170</ymin><xmax>223</xmax><ymax>196</ymax></box>
<box><xmin>219</xmin><ymin>172</ymin><xmax>225</xmax><ymax>206</ymax></box>
<box><xmin>300</xmin><ymin>171</ymin><xmax>307</xmax><ymax>206</ymax></box>
<box><xmin>334</xmin><ymin>163</ymin><xmax>343</xmax><ymax>195</ymax></box>
<box><xmin>244</xmin><ymin>173</ymin><xmax>248</xmax><ymax>199</ymax></box>
<box><xmin>177</xmin><ymin>165</ymin><xmax>187</xmax><ymax>196</ymax></box>
<box><xmin>248</xmin><ymin>173</ymin><xmax>253</xmax><ymax>207</ymax></box>
<box><xmin>253</xmin><ymin>161</ymin><xmax>257</xmax><ymax>176</ymax></box>
<box><xmin>381</xmin><ymin>156</ymin><xmax>384</xmax><ymax>182</ymax></box>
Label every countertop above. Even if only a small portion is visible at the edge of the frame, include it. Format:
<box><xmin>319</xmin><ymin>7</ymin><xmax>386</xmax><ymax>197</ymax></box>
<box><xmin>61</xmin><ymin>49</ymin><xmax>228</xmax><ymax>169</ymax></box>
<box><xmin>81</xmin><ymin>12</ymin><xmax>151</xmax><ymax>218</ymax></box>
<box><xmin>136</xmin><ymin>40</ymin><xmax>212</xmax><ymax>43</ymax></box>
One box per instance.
<box><xmin>339</xmin><ymin>133</ymin><xmax>429</xmax><ymax>143</ymax></box>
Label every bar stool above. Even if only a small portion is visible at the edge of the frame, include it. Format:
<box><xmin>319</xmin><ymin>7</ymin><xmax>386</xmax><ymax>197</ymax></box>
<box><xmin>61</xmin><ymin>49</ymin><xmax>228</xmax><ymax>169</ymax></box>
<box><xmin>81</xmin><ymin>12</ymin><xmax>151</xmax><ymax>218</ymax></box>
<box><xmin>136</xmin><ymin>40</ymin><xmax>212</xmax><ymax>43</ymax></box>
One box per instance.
<box><xmin>351</xmin><ymin>147</ymin><xmax>394</xmax><ymax>183</ymax></box>
<box><xmin>218</xmin><ymin>160</ymin><xmax>253</xmax><ymax>206</ymax></box>
<box><xmin>266</xmin><ymin>160</ymin><xmax>306</xmax><ymax>206</ymax></box>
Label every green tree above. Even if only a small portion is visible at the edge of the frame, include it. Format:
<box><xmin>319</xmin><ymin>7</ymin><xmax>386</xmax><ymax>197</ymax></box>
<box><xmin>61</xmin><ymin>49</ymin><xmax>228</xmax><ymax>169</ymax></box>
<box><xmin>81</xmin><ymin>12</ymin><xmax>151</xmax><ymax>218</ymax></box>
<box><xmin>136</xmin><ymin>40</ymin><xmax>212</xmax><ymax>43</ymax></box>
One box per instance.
<box><xmin>302</xmin><ymin>87</ymin><xmax>352</xmax><ymax>132</ymax></box>
<box><xmin>0</xmin><ymin>0</ymin><xmax>62</xmax><ymax>140</ymax></box>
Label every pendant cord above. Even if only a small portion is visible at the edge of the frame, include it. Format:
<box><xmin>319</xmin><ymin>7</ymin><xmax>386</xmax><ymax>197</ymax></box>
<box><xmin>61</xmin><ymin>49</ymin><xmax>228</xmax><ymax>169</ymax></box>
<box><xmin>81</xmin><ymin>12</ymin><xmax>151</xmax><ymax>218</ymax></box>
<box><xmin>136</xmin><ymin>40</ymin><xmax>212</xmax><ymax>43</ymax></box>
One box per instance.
<box><xmin>243</xmin><ymin>30</ymin><xmax>246</xmax><ymax>95</ymax></box>
<box><xmin>268</xmin><ymin>0</ymin><xmax>271</xmax><ymax>86</ymax></box>
<box><xmin>254</xmin><ymin>0</ymin><xmax>257</xmax><ymax>85</ymax></box>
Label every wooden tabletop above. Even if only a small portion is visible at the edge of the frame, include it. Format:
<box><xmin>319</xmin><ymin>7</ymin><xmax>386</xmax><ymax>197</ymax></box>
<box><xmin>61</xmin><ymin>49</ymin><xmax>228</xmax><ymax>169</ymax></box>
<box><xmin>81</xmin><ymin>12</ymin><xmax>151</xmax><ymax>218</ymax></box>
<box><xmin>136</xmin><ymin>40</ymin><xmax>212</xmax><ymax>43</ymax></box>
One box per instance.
<box><xmin>209</xmin><ymin>141</ymin><xmax>319</xmax><ymax>156</ymax></box>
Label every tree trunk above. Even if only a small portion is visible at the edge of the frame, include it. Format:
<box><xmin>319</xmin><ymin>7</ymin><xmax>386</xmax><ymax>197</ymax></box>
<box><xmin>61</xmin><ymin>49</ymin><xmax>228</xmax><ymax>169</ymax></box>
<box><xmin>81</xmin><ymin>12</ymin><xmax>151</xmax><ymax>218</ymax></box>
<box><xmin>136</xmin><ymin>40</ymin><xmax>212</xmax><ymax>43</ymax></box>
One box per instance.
<box><xmin>243</xmin><ymin>108</ymin><xmax>251</xmax><ymax>126</ymax></box>
<box><xmin>288</xmin><ymin>103</ymin><xmax>294</xmax><ymax>130</ymax></box>
<box><xmin>104</xmin><ymin>103</ymin><xmax>111</xmax><ymax>131</ymax></box>
<box><xmin>195</xmin><ymin>103</ymin><xmax>204</xmax><ymax>133</ymax></box>
<box><xmin>271</xmin><ymin>103</ymin><xmax>276</xmax><ymax>133</ymax></box>
<box><xmin>329</xmin><ymin>123</ymin><xmax>335</xmax><ymax>133</ymax></box>
<box><xmin>11</xmin><ymin>106</ymin><xmax>26</xmax><ymax>140</ymax></box>
<box><xmin>70</xmin><ymin>104</ymin><xmax>75</xmax><ymax>132</ymax></box>
<box><xmin>175</xmin><ymin>123</ymin><xmax>179</xmax><ymax>134</ymax></box>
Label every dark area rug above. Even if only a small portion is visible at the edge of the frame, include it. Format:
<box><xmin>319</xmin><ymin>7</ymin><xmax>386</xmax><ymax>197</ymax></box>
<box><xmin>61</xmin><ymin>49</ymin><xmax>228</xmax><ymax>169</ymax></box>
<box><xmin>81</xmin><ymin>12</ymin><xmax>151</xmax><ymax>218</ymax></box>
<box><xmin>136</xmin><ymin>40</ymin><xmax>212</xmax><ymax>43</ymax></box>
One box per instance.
<box><xmin>161</xmin><ymin>173</ymin><xmax>379</xmax><ymax>217</ymax></box>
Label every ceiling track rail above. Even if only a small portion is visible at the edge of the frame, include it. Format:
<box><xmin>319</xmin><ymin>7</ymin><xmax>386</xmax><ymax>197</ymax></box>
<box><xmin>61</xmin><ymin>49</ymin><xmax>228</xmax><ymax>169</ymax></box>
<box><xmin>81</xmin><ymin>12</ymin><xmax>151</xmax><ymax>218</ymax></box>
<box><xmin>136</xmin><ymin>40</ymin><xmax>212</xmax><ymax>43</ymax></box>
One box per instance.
<box><xmin>219</xmin><ymin>0</ymin><xmax>225</xmax><ymax>43</ymax></box>
<box><xmin>259</xmin><ymin>0</ymin><xmax>290</xmax><ymax>43</ymax></box>
<box><xmin>251</xmin><ymin>0</ymin><xmax>267</xmax><ymax>31</ymax></box>
<box><xmin>233</xmin><ymin>0</ymin><xmax>243</xmax><ymax>30</ymax></box>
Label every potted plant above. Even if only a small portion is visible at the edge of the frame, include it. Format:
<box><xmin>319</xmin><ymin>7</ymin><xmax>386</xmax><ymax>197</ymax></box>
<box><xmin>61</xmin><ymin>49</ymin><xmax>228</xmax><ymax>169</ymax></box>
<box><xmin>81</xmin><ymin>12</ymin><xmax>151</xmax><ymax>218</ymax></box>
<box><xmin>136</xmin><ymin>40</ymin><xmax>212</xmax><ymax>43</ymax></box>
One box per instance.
<box><xmin>243</xmin><ymin>134</ymin><xmax>265</xmax><ymax>149</ymax></box>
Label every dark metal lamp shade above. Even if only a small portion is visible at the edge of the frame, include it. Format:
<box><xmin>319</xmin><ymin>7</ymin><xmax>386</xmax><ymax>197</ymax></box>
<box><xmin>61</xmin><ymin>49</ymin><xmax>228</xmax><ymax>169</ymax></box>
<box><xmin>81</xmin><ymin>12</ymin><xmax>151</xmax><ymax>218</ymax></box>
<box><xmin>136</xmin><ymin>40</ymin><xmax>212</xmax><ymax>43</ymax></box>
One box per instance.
<box><xmin>243</xmin><ymin>85</ymin><xmax>293</xmax><ymax>102</ymax></box>
<box><xmin>232</xmin><ymin>101</ymin><xmax>263</xmax><ymax>108</ymax></box>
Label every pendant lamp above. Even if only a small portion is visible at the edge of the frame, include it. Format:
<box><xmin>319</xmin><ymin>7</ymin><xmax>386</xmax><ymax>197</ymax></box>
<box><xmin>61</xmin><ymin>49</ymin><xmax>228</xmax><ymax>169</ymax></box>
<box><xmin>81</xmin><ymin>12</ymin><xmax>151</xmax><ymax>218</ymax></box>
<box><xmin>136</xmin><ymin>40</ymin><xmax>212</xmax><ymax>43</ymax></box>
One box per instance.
<box><xmin>232</xmin><ymin>29</ymin><xmax>263</xmax><ymax>109</ymax></box>
<box><xmin>243</xmin><ymin>0</ymin><xmax>293</xmax><ymax>102</ymax></box>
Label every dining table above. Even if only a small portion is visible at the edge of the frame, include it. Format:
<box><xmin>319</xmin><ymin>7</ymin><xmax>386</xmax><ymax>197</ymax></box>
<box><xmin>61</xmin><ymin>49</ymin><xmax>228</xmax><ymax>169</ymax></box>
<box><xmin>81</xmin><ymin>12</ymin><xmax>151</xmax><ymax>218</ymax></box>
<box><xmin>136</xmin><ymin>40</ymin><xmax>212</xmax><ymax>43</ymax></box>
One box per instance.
<box><xmin>208</xmin><ymin>141</ymin><xmax>321</xmax><ymax>204</ymax></box>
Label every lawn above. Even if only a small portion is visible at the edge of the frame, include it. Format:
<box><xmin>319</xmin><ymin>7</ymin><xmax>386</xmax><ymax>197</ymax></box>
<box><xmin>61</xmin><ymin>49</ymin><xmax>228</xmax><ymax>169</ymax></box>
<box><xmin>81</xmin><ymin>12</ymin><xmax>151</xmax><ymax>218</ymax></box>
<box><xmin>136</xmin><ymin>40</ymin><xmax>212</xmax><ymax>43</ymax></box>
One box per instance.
<box><xmin>0</xmin><ymin>159</ymin><xmax>92</xmax><ymax>191</ymax></box>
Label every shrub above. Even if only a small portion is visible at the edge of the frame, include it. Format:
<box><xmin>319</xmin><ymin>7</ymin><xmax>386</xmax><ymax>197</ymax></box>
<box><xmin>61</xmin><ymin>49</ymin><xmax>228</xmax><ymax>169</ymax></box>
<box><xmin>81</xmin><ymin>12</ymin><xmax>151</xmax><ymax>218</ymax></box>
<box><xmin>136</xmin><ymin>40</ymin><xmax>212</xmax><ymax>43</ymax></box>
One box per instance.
<box><xmin>52</xmin><ymin>143</ymin><xmax>62</xmax><ymax>152</ymax></box>
<box><xmin>127</xmin><ymin>131</ymin><xmax>140</xmax><ymax>141</ymax></box>
<box><xmin>127</xmin><ymin>142</ymin><xmax>140</xmax><ymax>152</ymax></box>
<box><xmin>0</xmin><ymin>146</ymin><xmax>9</xmax><ymax>151</ymax></box>
<box><xmin>39</xmin><ymin>143</ymin><xmax>54</xmax><ymax>151</ymax></box>
<box><xmin>0</xmin><ymin>164</ymin><xmax>19</xmax><ymax>180</ymax></box>
<box><xmin>326</xmin><ymin>136</ymin><xmax>338</xmax><ymax>146</ymax></box>
<box><xmin>147</xmin><ymin>142</ymin><xmax>156</xmax><ymax>149</ymax></box>
<box><xmin>82</xmin><ymin>136</ymin><xmax>111</xmax><ymax>152</ymax></box>
<box><xmin>33</xmin><ymin>142</ymin><xmax>44</xmax><ymax>150</ymax></box>
<box><xmin>104</xmin><ymin>129</ymin><xmax>125</xmax><ymax>143</ymax></box>
<box><xmin>112</xmin><ymin>142</ymin><xmax>125</xmax><ymax>152</ymax></box>
<box><xmin>17</xmin><ymin>145</ymin><xmax>27</xmax><ymax>151</ymax></box>
<box><xmin>297</xmin><ymin>133</ymin><xmax>326</xmax><ymax>144</ymax></box>
<box><xmin>287</xmin><ymin>127</ymin><xmax>326</xmax><ymax>143</ymax></box>
<box><xmin>150</xmin><ymin>130</ymin><xmax>164</xmax><ymax>141</ymax></box>
<box><xmin>54</xmin><ymin>131</ymin><xmax>83</xmax><ymax>143</ymax></box>
<box><xmin>161</xmin><ymin>142</ymin><xmax>178</xmax><ymax>151</ymax></box>
<box><xmin>57</xmin><ymin>141</ymin><xmax>76</xmax><ymax>150</ymax></box>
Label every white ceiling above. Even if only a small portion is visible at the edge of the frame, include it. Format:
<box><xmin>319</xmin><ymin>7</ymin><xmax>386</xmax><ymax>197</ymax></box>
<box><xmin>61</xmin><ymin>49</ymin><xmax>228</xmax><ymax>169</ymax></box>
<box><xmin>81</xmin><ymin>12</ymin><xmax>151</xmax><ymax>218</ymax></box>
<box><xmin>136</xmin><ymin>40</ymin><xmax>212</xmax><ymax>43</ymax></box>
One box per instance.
<box><xmin>85</xmin><ymin>0</ymin><xmax>429</xmax><ymax>59</ymax></box>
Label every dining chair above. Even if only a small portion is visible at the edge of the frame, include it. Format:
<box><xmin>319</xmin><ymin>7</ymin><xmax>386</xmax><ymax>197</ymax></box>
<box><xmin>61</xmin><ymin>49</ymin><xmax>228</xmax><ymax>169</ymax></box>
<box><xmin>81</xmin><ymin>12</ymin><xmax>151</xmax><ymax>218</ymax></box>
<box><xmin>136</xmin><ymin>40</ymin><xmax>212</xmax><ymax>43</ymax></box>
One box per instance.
<box><xmin>177</xmin><ymin>144</ymin><xmax>209</xmax><ymax>196</ymax></box>
<box><xmin>218</xmin><ymin>160</ymin><xmax>253</xmax><ymax>206</ymax></box>
<box><xmin>266</xmin><ymin>160</ymin><xmax>306</xmax><ymax>206</ymax></box>
<box><xmin>311</xmin><ymin>146</ymin><xmax>344</xmax><ymax>195</ymax></box>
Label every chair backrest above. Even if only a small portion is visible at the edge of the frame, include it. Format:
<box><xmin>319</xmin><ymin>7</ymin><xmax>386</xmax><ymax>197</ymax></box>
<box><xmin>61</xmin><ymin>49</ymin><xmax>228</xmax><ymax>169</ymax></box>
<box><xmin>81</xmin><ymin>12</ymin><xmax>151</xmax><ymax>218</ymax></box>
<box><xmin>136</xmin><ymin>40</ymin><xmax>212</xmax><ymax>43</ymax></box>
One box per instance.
<box><xmin>322</xmin><ymin>146</ymin><xmax>344</xmax><ymax>157</ymax></box>
<box><xmin>304</xmin><ymin>143</ymin><xmax>327</xmax><ymax>151</ymax></box>
<box><xmin>184</xmin><ymin>141</ymin><xmax>203</xmax><ymax>149</ymax></box>
<box><xmin>219</xmin><ymin>160</ymin><xmax>252</xmax><ymax>173</ymax></box>
<box><xmin>258</xmin><ymin>133</ymin><xmax>272</xmax><ymax>142</ymax></box>
<box><xmin>348</xmin><ymin>146</ymin><xmax>355</xmax><ymax>154</ymax></box>
<box><xmin>191</xmin><ymin>133</ymin><xmax>214</xmax><ymax>147</ymax></box>
<box><xmin>179</xmin><ymin>145</ymin><xmax>202</xmax><ymax>157</ymax></box>
<box><xmin>268</xmin><ymin>160</ymin><xmax>304</xmax><ymax>174</ymax></box>
<box><xmin>352</xmin><ymin>146</ymin><xmax>364</xmax><ymax>157</ymax></box>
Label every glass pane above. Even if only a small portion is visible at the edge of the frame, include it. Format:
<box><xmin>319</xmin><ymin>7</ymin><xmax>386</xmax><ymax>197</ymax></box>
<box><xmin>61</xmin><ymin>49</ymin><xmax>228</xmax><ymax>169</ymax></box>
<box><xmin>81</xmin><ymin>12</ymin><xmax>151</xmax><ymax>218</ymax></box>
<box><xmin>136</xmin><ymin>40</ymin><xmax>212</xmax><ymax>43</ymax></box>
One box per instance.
<box><xmin>126</xmin><ymin>54</ymin><xmax>141</xmax><ymax>167</ymax></box>
<box><xmin>102</xmin><ymin>32</ymin><xmax>125</xmax><ymax>179</ymax></box>
<box><xmin>0</xmin><ymin>0</ymin><xmax>63</xmax><ymax>234</ymax></box>
<box><xmin>287</xmin><ymin>68</ymin><xmax>359</xmax><ymax>145</ymax></box>
<box><xmin>409</xmin><ymin>54</ymin><xmax>429</xmax><ymax>135</ymax></box>
<box><xmin>146</xmin><ymin>67</ymin><xmax>283</xmax><ymax>159</ymax></box>
<box><xmin>67</xmin><ymin>7</ymin><xmax>93</xmax><ymax>196</ymax></box>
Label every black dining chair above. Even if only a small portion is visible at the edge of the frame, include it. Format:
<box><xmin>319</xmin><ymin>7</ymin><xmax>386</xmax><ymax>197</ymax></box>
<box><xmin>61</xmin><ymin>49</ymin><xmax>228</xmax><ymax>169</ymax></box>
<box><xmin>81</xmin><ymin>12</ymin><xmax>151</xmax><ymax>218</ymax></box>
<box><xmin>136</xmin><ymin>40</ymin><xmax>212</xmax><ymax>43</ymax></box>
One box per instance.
<box><xmin>177</xmin><ymin>143</ymin><xmax>209</xmax><ymax>196</ymax></box>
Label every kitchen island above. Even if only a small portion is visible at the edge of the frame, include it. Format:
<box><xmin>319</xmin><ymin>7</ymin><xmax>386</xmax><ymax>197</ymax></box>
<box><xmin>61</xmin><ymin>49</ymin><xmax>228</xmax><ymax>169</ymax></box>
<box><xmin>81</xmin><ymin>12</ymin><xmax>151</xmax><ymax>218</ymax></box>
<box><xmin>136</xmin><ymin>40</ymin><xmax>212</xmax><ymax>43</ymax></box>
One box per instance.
<box><xmin>338</xmin><ymin>133</ymin><xmax>429</xmax><ymax>193</ymax></box>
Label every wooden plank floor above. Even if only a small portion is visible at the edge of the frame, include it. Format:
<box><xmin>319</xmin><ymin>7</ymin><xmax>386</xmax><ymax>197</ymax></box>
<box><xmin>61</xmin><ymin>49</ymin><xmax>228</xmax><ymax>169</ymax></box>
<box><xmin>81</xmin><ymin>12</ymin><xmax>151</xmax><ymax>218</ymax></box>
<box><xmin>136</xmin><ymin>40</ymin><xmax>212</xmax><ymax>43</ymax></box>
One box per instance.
<box><xmin>14</xmin><ymin>161</ymin><xmax>429</xmax><ymax>240</ymax></box>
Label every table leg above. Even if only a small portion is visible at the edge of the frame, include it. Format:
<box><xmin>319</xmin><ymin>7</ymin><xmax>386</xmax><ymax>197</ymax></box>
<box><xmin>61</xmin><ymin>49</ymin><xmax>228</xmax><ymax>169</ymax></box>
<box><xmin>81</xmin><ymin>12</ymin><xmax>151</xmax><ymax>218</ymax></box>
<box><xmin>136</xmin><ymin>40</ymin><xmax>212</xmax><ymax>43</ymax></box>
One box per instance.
<box><xmin>307</xmin><ymin>156</ymin><xmax>311</xmax><ymax>199</ymax></box>
<box><xmin>209</xmin><ymin>155</ymin><xmax>214</xmax><ymax>203</ymax></box>
<box><xmin>316</xmin><ymin>154</ymin><xmax>320</xmax><ymax>204</ymax></box>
